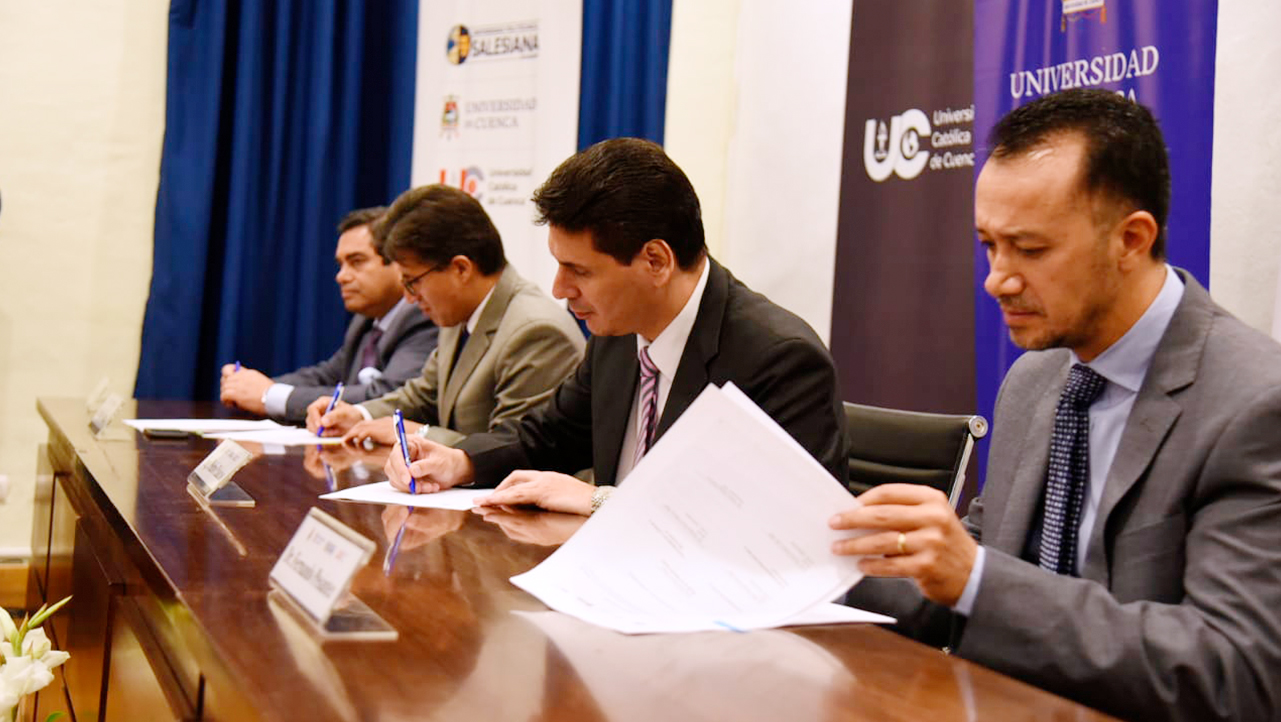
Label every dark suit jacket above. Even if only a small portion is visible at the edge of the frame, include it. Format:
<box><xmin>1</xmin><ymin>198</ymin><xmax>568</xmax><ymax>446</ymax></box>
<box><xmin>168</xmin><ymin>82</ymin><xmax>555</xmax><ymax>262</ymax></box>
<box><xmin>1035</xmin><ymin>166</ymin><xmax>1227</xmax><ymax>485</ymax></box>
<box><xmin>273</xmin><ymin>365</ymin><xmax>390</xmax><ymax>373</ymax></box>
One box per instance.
<box><xmin>456</xmin><ymin>258</ymin><xmax>848</xmax><ymax>488</ymax></box>
<box><xmin>273</xmin><ymin>301</ymin><xmax>437</xmax><ymax>423</ymax></box>
<box><xmin>848</xmin><ymin>271</ymin><xmax>1281</xmax><ymax>721</ymax></box>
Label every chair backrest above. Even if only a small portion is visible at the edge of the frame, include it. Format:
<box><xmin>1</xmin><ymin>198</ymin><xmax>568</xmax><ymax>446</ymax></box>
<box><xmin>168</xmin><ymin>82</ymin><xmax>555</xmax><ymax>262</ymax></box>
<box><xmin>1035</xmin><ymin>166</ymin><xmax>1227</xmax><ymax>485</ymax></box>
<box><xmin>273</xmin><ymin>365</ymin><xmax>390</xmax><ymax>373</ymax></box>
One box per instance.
<box><xmin>843</xmin><ymin>402</ymin><xmax>988</xmax><ymax>509</ymax></box>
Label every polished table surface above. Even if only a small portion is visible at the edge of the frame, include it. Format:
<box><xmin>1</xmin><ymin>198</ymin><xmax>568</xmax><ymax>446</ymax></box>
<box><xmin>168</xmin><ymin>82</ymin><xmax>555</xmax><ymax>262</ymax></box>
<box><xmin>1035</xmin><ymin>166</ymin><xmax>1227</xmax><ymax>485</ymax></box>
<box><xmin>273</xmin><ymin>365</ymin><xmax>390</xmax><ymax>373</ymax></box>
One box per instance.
<box><xmin>37</xmin><ymin>398</ymin><xmax>1120</xmax><ymax>721</ymax></box>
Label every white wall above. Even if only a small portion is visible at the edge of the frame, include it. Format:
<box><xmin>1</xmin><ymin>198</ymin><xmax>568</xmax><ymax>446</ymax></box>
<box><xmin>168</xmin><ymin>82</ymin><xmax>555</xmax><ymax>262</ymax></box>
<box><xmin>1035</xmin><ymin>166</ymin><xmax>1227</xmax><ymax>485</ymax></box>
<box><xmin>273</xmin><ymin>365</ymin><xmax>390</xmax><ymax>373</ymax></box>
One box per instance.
<box><xmin>0</xmin><ymin>2</ymin><xmax>167</xmax><ymax>554</ymax></box>
<box><xmin>666</xmin><ymin>0</ymin><xmax>852</xmax><ymax>345</ymax></box>
<box><xmin>1209</xmin><ymin>2</ymin><xmax>1281</xmax><ymax>336</ymax></box>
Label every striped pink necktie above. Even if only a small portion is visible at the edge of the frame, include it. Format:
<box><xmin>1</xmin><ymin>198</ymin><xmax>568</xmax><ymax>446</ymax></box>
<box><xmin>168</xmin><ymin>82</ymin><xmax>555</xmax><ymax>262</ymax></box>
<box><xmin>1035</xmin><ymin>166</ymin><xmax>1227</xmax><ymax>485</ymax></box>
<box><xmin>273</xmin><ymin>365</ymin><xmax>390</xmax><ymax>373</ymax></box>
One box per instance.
<box><xmin>633</xmin><ymin>346</ymin><xmax>659</xmax><ymax>467</ymax></box>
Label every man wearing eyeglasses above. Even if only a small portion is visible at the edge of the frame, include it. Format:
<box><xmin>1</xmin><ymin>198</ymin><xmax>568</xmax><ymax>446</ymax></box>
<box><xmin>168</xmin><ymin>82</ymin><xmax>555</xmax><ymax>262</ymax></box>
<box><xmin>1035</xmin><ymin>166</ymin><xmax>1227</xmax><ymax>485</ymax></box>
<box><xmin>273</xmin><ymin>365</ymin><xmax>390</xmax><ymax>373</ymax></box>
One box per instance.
<box><xmin>220</xmin><ymin>206</ymin><xmax>438</xmax><ymax>423</ymax></box>
<box><xmin>309</xmin><ymin>184</ymin><xmax>585</xmax><ymax>447</ymax></box>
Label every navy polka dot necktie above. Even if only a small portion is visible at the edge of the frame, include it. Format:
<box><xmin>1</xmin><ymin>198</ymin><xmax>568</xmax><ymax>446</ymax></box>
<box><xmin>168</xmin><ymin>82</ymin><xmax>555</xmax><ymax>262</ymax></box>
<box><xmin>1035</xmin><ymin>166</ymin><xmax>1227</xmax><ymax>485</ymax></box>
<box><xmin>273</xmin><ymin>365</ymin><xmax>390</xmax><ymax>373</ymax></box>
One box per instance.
<box><xmin>1038</xmin><ymin>363</ymin><xmax>1107</xmax><ymax>576</ymax></box>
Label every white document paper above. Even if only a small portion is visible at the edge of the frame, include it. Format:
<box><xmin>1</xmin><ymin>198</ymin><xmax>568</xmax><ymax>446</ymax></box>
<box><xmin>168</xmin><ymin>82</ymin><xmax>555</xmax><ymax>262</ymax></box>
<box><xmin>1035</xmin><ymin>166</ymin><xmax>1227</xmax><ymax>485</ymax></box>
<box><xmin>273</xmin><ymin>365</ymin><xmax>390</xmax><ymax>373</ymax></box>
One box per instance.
<box><xmin>125</xmin><ymin>418</ymin><xmax>283</xmax><ymax>434</ymax></box>
<box><xmin>320</xmin><ymin>482</ymin><xmax>491</xmax><ymax>511</ymax></box>
<box><xmin>203</xmin><ymin>427</ymin><xmax>344</xmax><ymax>446</ymax></box>
<box><xmin>511</xmin><ymin>383</ymin><xmax>874</xmax><ymax>634</ymax></box>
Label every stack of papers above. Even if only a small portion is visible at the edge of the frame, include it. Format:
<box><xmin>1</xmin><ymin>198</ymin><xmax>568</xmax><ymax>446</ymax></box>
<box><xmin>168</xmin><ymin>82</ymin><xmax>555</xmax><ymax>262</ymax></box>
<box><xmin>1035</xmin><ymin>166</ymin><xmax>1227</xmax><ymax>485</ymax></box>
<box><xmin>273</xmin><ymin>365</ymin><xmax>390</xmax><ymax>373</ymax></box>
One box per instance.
<box><xmin>125</xmin><ymin>418</ymin><xmax>344</xmax><ymax>446</ymax></box>
<box><xmin>512</xmin><ymin>383</ymin><xmax>885</xmax><ymax>634</ymax></box>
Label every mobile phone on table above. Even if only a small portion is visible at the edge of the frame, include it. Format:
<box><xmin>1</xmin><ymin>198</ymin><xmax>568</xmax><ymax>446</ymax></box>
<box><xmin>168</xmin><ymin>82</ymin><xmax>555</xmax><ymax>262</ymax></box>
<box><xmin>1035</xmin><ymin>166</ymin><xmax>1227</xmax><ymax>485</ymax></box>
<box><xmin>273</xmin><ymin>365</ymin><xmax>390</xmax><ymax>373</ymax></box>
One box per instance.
<box><xmin>143</xmin><ymin>428</ymin><xmax>190</xmax><ymax>440</ymax></box>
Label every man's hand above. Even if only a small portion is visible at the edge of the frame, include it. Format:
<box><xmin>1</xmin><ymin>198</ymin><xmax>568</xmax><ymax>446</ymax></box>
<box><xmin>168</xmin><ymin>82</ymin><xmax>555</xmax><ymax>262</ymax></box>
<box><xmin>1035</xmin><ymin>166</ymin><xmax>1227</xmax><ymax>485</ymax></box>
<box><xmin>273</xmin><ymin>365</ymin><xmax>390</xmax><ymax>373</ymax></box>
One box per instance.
<box><xmin>385</xmin><ymin>436</ymin><xmax>475</xmax><ymax>493</ymax></box>
<box><xmin>342</xmin><ymin>417</ymin><xmax>420</xmax><ymax>448</ymax></box>
<box><xmin>474</xmin><ymin>471</ymin><xmax>595</xmax><ymax>516</ymax></box>
<box><xmin>306</xmin><ymin>399</ymin><xmax>364</xmax><ymax>436</ymax></box>
<box><xmin>473</xmin><ymin>506</ymin><xmax>586</xmax><ymax>546</ymax></box>
<box><xmin>828</xmin><ymin>484</ymin><xmax>977</xmax><ymax>607</ymax></box>
<box><xmin>219</xmin><ymin>365</ymin><xmax>272</xmax><ymax>415</ymax></box>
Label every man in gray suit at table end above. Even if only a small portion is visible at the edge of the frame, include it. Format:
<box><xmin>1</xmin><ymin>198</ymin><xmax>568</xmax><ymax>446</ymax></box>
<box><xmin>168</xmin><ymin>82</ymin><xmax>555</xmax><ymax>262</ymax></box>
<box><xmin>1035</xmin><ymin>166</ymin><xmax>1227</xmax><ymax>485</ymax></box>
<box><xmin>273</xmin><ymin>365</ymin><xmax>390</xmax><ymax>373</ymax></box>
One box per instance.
<box><xmin>220</xmin><ymin>206</ymin><xmax>437</xmax><ymax>423</ymax></box>
<box><xmin>833</xmin><ymin>88</ymin><xmax>1281</xmax><ymax>721</ymax></box>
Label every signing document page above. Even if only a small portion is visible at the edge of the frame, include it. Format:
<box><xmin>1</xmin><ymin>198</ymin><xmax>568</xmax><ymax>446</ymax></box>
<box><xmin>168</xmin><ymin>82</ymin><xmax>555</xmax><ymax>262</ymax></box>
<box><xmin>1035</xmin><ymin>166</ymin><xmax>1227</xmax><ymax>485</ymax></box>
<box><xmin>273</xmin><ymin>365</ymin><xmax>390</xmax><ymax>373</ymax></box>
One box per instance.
<box><xmin>512</xmin><ymin>383</ymin><xmax>887</xmax><ymax>634</ymax></box>
<box><xmin>321</xmin><ymin>483</ymin><xmax>491</xmax><ymax>511</ymax></box>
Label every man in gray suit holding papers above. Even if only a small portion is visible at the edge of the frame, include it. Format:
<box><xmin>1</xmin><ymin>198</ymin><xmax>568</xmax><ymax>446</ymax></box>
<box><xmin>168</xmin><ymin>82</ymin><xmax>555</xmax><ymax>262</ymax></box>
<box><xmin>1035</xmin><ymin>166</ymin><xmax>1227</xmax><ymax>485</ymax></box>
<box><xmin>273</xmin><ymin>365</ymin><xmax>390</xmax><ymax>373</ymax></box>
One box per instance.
<box><xmin>834</xmin><ymin>89</ymin><xmax>1281</xmax><ymax>721</ymax></box>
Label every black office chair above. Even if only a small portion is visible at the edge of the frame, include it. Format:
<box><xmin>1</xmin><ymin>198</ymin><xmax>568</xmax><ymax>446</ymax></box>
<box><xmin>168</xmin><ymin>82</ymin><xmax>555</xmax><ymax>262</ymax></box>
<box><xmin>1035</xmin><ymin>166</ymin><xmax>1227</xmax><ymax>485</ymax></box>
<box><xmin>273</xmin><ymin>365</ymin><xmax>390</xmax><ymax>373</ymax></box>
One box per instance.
<box><xmin>843</xmin><ymin>402</ymin><xmax>988</xmax><ymax>509</ymax></box>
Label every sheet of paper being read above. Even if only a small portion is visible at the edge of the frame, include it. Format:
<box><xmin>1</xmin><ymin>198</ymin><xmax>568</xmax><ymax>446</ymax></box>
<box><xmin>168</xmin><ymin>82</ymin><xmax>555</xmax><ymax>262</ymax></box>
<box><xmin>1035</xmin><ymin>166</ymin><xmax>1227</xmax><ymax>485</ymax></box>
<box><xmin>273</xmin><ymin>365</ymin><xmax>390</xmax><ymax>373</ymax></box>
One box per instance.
<box><xmin>511</xmin><ymin>382</ymin><xmax>874</xmax><ymax>634</ymax></box>
<box><xmin>321</xmin><ymin>482</ymin><xmax>491</xmax><ymax>511</ymax></box>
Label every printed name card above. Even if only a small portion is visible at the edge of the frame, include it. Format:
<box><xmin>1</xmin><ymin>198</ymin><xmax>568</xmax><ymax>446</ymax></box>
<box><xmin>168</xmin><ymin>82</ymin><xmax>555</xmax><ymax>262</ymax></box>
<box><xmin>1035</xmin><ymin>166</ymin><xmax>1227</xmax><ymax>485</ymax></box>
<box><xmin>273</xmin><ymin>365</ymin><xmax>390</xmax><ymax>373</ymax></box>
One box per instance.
<box><xmin>270</xmin><ymin>508</ymin><xmax>375</xmax><ymax>623</ymax></box>
<box><xmin>187</xmin><ymin>440</ymin><xmax>254</xmax><ymax>497</ymax></box>
<box><xmin>89</xmin><ymin>393</ymin><xmax>125</xmax><ymax>437</ymax></box>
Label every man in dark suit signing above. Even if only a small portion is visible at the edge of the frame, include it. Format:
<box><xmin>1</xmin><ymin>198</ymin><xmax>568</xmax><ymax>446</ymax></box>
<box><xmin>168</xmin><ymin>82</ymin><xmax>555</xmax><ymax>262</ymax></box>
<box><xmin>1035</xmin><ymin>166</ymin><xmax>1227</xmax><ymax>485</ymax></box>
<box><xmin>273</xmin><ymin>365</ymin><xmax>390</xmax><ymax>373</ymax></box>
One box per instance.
<box><xmin>834</xmin><ymin>88</ymin><xmax>1281</xmax><ymax>721</ymax></box>
<box><xmin>384</xmin><ymin>138</ymin><xmax>847</xmax><ymax>514</ymax></box>
<box><xmin>220</xmin><ymin>207</ymin><xmax>437</xmax><ymax>423</ymax></box>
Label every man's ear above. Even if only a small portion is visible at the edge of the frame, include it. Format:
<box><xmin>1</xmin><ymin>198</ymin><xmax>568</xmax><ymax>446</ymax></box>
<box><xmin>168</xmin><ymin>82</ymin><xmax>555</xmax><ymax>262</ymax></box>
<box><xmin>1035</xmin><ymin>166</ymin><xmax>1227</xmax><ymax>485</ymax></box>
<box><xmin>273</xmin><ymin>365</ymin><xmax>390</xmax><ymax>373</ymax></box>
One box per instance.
<box><xmin>1116</xmin><ymin>210</ymin><xmax>1159</xmax><ymax>270</ymax></box>
<box><xmin>639</xmin><ymin>239</ymin><xmax>676</xmax><ymax>284</ymax></box>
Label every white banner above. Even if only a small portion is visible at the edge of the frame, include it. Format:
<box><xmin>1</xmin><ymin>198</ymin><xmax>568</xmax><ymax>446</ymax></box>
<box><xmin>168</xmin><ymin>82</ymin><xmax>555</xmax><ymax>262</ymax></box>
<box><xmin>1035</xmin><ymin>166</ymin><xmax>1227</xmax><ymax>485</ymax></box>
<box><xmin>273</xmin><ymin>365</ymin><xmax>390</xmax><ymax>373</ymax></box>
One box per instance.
<box><xmin>411</xmin><ymin>0</ymin><xmax>583</xmax><ymax>296</ymax></box>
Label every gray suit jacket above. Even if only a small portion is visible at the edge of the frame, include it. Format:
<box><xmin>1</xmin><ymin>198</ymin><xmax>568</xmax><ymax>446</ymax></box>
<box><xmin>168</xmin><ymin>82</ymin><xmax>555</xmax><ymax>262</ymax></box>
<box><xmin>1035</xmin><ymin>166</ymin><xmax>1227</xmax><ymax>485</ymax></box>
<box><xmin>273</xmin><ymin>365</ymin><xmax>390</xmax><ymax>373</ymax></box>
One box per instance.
<box><xmin>361</xmin><ymin>266</ymin><xmax>585</xmax><ymax>446</ymax></box>
<box><xmin>848</xmin><ymin>271</ymin><xmax>1281</xmax><ymax>721</ymax></box>
<box><xmin>273</xmin><ymin>300</ymin><xmax>437</xmax><ymax>423</ymax></box>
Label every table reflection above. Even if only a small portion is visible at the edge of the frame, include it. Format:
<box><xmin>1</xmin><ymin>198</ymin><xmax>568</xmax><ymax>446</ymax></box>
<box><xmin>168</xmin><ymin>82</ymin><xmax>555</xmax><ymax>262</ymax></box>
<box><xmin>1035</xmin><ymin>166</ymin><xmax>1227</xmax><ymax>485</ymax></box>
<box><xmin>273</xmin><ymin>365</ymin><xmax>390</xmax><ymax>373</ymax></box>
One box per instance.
<box><xmin>473</xmin><ymin>506</ymin><xmax>587</xmax><ymax>546</ymax></box>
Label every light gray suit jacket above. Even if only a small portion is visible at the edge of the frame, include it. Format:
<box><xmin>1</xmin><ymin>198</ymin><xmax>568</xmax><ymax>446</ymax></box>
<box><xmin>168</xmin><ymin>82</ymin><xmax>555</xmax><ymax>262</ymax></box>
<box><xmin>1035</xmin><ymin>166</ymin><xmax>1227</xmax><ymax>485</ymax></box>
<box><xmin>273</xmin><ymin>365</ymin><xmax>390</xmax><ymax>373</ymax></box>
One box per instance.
<box><xmin>361</xmin><ymin>266</ymin><xmax>584</xmax><ymax>446</ymax></box>
<box><xmin>848</xmin><ymin>272</ymin><xmax>1281</xmax><ymax>721</ymax></box>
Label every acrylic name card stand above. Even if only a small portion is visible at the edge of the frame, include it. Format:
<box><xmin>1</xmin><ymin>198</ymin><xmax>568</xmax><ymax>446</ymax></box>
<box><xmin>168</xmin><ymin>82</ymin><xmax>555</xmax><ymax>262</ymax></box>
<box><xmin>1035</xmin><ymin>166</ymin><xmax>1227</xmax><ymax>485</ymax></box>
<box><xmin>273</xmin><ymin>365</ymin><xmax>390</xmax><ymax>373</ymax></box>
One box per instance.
<box><xmin>268</xmin><ymin>508</ymin><xmax>397</xmax><ymax>641</ymax></box>
<box><xmin>187</xmin><ymin>439</ymin><xmax>256</xmax><ymax>508</ymax></box>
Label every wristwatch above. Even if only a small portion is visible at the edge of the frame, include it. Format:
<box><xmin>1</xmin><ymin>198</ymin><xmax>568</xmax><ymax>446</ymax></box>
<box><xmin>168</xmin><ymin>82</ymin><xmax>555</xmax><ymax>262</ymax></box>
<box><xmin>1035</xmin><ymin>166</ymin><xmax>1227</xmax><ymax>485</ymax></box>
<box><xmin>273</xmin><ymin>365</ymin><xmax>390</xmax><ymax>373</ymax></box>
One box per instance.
<box><xmin>590</xmin><ymin>485</ymin><xmax>615</xmax><ymax>514</ymax></box>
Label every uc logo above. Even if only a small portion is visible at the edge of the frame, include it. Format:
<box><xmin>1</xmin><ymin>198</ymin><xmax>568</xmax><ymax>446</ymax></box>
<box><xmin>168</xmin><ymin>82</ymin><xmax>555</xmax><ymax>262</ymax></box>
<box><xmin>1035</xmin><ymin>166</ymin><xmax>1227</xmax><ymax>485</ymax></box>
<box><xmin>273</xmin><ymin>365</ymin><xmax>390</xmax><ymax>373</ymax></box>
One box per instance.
<box><xmin>863</xmin><ymin>109</ymin><xmax>931</xmax><ymax>182</ymax></box>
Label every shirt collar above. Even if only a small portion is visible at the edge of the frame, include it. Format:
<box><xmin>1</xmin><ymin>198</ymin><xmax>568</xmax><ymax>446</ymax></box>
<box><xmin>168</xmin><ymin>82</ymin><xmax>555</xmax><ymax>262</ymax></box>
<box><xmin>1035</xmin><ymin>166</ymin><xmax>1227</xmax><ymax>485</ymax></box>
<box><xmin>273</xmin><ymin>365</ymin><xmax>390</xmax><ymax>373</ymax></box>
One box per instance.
<box><xmin>1075</xmin><ymin>265</ymin><xmax>1184</xmax><ymax>393</ymax></box>
<box><xmin>375</xmin><ymin>297</ymin><xmax>412</xmax><ymax>332</ymax></box>
<box><xmin>465</xmin><ymin>282</ymin><xmax>498</xmax><ymax>336</ymax></box>
<box><xmin>637</xmin><ymin>259</ymin><xmax>711</xmax><ymax>378</ymax></box>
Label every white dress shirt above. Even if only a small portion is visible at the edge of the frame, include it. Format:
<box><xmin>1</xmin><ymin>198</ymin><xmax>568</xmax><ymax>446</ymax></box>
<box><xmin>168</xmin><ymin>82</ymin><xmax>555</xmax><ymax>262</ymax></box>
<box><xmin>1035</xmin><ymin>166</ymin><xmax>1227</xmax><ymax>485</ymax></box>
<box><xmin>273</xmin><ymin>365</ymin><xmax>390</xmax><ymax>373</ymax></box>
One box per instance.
<box><xmin>613</xmin><ymin>260</ymin><xmax>710</xmax><ymax>483</ymax></box>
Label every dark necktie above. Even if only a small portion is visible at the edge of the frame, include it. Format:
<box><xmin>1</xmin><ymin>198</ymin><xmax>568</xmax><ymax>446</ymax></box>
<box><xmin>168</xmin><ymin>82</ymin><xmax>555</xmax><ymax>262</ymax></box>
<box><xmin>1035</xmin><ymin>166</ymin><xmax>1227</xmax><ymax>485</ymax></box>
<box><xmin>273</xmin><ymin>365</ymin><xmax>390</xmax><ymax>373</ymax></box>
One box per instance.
<box><xmin>359</xmin><ymin>326</ymin><xmax>384</xmax><ymax>371</ymax></box>
<box><xmin>633</xmin><ymin>346</ymin><xmax>659</xmax><ymax>466</ymax></box>
<box><xmin>450</xmin><ymin>328</ymin><xmax>470</xmax><ymax>376</ymax></box>
<box><xmin>1038</xmin><ymin>363</ymin><xmax>1107</xmax><ymax>576</ymax></box>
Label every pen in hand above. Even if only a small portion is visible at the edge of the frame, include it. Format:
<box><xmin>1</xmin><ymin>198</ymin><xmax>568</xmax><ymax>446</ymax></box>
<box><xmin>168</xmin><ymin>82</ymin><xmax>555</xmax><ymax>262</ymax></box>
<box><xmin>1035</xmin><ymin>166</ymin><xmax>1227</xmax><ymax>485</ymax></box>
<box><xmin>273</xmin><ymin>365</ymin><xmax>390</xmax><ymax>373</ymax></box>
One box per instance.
<box><xmin>394</xmin><ymin>409</ymin><xmax>417</xmax><ymax>494</ymax></box>
<box><xmin>234</xmin><ymin>360</ymin><xmax>241</xmax><ymax>372</ymax></box>
<box><xmin>315</xmin><ymin>382</ymin><xmax>344</xmax><ymax>437</ymax></box>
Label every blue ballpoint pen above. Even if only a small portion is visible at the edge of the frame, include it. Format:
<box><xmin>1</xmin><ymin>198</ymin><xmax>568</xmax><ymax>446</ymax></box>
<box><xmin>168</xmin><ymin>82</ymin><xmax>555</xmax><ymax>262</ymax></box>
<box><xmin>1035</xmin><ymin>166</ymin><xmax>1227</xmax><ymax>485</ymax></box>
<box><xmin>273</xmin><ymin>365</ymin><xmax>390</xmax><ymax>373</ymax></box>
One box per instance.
<box><xmin>314</xmin><ymin>382</ymin><xmax>344</xmax><ymax>437</ymax></box>
<box><xmin>234</xmin><ymin>360</ymin><xmax>241</xmax><ymax>372</ymax></box>
<box><xmin>394</xmin><ymin>409</ymin><xmax>417</xmax><ymax>494</ymax></box>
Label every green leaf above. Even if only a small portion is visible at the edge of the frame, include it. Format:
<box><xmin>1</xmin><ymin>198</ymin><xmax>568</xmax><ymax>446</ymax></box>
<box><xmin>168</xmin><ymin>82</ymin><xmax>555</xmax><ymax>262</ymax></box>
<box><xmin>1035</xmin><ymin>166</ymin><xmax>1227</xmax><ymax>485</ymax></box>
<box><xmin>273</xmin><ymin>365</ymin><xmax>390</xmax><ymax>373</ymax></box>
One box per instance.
<box><xmin>45</xmin><ymin>712</ymin><xmax>65</xmax><ymax>722</ymax></box>
<box><xmin>29</xmin><ymin>596</ymin><xmax>71</xmax><ymax>627</ymax></box>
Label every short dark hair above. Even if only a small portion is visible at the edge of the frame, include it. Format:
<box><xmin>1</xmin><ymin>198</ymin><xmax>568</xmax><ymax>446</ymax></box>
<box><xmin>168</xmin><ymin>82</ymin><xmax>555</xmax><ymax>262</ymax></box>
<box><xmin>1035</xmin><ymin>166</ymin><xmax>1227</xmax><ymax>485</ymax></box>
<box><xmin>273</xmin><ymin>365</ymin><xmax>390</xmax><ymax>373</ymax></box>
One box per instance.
<box><xmin>532</xmin><ymin>138</ymin><xmax>706</xmax><ymax>269</ymax></box>
<box><xmin>337</xmin><ymin>206</ymin><xmax>390</xmax><ymax>262</ymax></box>
<box><xmin>375</xmin><ymin>185</ymin><xmax>506</xmax><ymax>276</ymax></box>
<box><xmin>989</xmin><ymin>88</ymin><xmax>1171</xmax><ymax>258</ymax></box>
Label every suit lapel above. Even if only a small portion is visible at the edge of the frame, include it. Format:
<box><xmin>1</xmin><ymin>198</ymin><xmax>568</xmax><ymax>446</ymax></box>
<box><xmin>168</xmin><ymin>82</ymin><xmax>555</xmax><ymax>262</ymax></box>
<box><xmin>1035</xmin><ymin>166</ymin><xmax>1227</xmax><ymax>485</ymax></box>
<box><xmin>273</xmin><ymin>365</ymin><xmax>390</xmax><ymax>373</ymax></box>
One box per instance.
<box><xmin>1080</xmin><ymin>271</ymin><xmax>1207</xmax><ymax>582</ymax></box>
<box><xmin>992</xmin><ymin>359</ymin><xmax>1067</xmax><ymax>555</ymax></box>
<box><xmin>593</xmin><ymin>336</ymin><xmax>641</xmax><ymax>487</ymax></box>
<box><xmin>654</xmin><ymin>259</ymin><xmax>726</xmax><ymax>441</ymax></box>
<box><xmin>440</xmin><ymin>268</ymin><xmax>519</xmax><ymax>425</ymax></box>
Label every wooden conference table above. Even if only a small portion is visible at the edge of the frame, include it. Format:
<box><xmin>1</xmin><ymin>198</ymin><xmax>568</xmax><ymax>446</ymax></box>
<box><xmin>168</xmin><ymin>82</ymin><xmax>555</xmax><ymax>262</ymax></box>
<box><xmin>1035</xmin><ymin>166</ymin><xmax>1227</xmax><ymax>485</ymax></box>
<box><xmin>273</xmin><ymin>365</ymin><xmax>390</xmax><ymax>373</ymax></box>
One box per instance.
<box><xmin>25</xmin><ymin>398</ymin><xmax>1119</xmax><ymax>721</ymax></box>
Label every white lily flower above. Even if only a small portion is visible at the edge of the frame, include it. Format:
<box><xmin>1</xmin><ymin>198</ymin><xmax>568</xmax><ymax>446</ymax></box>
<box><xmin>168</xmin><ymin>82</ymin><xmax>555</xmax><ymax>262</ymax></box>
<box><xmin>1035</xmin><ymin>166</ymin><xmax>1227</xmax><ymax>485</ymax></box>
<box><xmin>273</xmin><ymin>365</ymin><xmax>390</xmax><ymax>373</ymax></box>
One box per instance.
<box><xmin>18</xmin><ymin>628</ymin><xmax>50</xmax><ymax>660</ymax></box>
<box><xmin>0</xmin><ymin>677</ymin><xmax>20</xmax><ymax>722</ymax></box>
<box><xmin>0</xmin><ymin>606</ymin><xmax>14</xmax><ymax>644</ymax></box>
<box><xmin>0</xmin><ymin>655</ymin><xmax>55</xmax><ymax>697</ymax></box>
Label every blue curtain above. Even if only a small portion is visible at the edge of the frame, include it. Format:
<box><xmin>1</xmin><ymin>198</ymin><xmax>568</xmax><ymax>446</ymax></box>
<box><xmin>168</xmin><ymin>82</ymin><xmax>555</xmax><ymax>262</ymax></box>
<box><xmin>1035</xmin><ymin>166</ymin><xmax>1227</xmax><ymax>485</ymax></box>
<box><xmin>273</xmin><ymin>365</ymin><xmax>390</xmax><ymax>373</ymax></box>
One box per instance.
<box><xmin>578</xmin><ymin>0</ymin><xmax>673</xmax><ymax>148</ymax></box>
<box><xmin>135</xmin><ymin>0</ymin><xmax>418</xmax><ymax>399</ymax></box>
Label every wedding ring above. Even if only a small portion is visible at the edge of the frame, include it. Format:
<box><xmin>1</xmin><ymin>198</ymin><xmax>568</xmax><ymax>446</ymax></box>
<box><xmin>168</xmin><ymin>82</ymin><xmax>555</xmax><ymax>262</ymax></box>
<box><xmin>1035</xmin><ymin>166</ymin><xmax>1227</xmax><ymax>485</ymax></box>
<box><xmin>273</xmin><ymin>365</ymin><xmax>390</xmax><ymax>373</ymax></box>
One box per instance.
<box><xmin>897</xmin><ymin>531</ymin><xmax>908</xmax><ymax>556</ymax></box>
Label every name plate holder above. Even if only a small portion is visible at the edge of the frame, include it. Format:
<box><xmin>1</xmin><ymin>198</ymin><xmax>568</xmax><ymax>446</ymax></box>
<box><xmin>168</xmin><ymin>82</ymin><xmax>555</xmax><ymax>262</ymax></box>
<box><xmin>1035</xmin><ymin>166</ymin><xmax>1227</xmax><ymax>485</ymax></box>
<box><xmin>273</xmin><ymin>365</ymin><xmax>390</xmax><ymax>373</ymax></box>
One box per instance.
<box><xmin>268</xmin><ymin>507</ymin><xmax>397</xmax><ymax>641</ymax></box>
<box><xmin>88</xmin><ymin>392</ymin><xmax>126</xmax><ymax>440</ymax></box>
<box><xmin>187</xmin><ymin>439</ymin><xmax>256</xmax><ymax>508</ymax></box>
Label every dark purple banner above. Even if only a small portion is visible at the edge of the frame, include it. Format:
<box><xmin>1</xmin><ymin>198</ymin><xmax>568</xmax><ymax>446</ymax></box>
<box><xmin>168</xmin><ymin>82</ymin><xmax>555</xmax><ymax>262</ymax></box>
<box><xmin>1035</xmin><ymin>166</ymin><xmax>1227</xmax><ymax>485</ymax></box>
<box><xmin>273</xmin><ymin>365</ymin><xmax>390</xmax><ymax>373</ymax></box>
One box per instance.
<box><xmin>832</xmin><ymin>0</ymin><xmax>976</xmax><ymax>421</ymax></box>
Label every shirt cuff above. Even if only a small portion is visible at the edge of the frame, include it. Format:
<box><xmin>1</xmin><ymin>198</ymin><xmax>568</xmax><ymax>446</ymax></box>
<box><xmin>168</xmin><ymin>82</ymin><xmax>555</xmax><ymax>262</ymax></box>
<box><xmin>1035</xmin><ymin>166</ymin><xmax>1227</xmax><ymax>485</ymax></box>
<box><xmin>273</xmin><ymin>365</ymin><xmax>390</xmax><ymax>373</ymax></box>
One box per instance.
<box><xmin>355</xmin><ymin>404</ymin><xmax>373</xmax><ymax>421</ymax></box>
<box><xmin>263</xmin><ymin>383</ymin><xmax>293</xmax><ymax>418</ymax></box>
<box><xmin>951</xmin><ymin>545</ymin><xmax>986</xmax><ymax>617</ymax></box>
